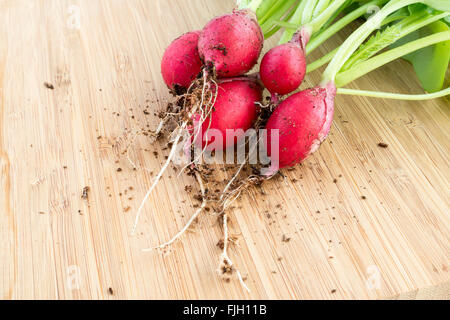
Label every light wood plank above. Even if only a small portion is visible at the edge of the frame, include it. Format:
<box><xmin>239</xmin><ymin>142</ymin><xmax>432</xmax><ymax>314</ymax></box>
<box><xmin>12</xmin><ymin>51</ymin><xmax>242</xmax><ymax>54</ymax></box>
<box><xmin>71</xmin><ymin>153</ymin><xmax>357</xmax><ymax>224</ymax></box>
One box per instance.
<box><xmin>0</xmin><ymin>0</ymin><xmax>448</xmax><ymax>299</ymax></box>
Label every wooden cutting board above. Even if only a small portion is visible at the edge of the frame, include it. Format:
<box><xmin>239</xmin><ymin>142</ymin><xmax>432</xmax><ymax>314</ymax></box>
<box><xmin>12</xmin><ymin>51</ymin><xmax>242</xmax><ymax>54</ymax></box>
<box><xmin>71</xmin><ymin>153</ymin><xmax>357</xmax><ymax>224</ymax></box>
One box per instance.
<box><xmin>0</xmin><ymin>0</ymin><xmax>448</xmax><ymax>300</ymax></box>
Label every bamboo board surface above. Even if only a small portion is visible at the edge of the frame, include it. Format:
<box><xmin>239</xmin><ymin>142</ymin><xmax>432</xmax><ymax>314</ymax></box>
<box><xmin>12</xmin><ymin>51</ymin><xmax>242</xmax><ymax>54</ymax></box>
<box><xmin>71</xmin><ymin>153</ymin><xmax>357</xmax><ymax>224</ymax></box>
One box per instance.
<box><xmin>0</xmin><ymin>0</ymin><xmax>449</xmax><ymax>300</ymax></box>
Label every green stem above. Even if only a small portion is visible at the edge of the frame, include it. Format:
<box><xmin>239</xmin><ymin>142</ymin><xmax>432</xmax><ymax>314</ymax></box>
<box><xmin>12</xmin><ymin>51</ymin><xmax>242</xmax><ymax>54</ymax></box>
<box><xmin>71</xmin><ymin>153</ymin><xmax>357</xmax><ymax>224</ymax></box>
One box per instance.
<box><xmin>261</xmin><ymin>0</ymin><xmax>298</xmax><ymax>36</ymax></box>
<box><xmin>306</xmin><ymin>0</ymin><xmax>389</xmax><ymax>54</ymax></box>
<box><xmin>272</xmin><ymin>21</ymin><xmax>298</xmax><ymax>29</ymax></box>
<box><xmin>314</xmin><ymin>0</ymin><xmax>353</xmax><ymax>33</ymax></box>
<box><xmin>279</xmin><ymin>0</ymin><xmax>308</xmax><ymax>44</ymax></box>
<box><xmin>307</xmin><ymin>47</ymin><xmax>339</xmax><ymax>72</ymax></box>
<box><xmin>259</xmin><ymin>0</ymin><xmax>291</xmax><ymax>24</ymax></box>
<box><xmin>263</xmin><ymin>9</ymin><xmax>298</xmax><ymax>38</ymax></box>
<box><xmin>321</xmin><ymin>0</ymin><xmax>420</xmax><ymax>84</ymax></box>
<box><xmin>307</xmin><ymin>9</ymin><xmax>448</xmax><ymax>72</ymax></box>
<box><xmin>279</xmin><ymin>0</ymin><xmax>348</xmax><ymax>44</ymax></box>
<box><xmin>312</xmin><ymin>0</ymin><xmax>331</xmax><ymax>18</ymax></box>
<box><xmin>255</xmin><ymin>0</ymin><xmax>277</xmax><ymax>20</ymax></box>
<box><xmin>335</xmin><ymin>30</ymin><xmax>450</xmax><ymax>86</ymax></box>
<box><xmin>336</xmin><ymin>87</ymin><xmax>450</xmax><ymax>100</ymax></box>
<box><xmin>302</xmin><ymin>0</ymin><xmax>319</xmax><ymax>25</ymax></box>
<box><xmin>305</xmin><ymin>0</ymin><xmax>349</xmax><ymax>34</ymax></box>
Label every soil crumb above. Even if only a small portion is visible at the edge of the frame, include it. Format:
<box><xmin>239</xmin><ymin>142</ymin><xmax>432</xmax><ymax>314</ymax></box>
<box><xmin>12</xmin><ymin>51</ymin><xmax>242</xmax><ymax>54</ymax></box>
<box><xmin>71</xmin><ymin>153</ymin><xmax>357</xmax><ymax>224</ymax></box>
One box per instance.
<box><xmin>44</xmin><ymin>82</ymin><xmax>54</xmax><ymax>90</ymax></box>
<box><xmin>81</xmin><ymin>186</ymin><xmax>90</xmax><ymax>200</ymax></box>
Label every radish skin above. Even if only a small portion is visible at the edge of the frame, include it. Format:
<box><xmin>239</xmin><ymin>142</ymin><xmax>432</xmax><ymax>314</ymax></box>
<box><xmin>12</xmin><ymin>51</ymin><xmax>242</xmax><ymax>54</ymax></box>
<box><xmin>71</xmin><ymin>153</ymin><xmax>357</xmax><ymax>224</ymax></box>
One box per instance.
<box><xmin>161</xmin><ymin>31</ymin><xmax>202</xmax><ymax>90</ymax></box>
<box><xmin>265</xmin><ymin>82</ymin><xmax>336</xmax><ymax>169</ymax></box>
<box><xmin>193</xmin><ymin>80</ymin><xmax>263</xmax><ymax>149</ymax></box>
<box><xmin>198</xmin><ymin>9</ymin><xmax>264</xmax><ymax>78</ymax></box>
<box><xmin>260</xmin><ymin>41</ymin><xmax>307</xmax><ymax>96</ymax></box>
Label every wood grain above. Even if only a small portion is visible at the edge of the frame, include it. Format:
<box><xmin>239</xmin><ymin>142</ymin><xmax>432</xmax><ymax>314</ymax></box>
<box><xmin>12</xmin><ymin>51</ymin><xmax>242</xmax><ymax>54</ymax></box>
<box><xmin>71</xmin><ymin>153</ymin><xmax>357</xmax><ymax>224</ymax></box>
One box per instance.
<box><xmin>0</xmin><ymin>0</ymin><xmax>448</xmax><ymax>300</ymax></box>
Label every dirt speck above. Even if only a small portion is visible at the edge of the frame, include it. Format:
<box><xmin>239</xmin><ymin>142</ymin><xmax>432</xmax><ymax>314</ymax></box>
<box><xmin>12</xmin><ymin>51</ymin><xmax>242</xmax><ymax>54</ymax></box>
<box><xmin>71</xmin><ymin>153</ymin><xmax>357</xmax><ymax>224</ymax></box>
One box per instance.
<box><xmin>81</xmin><ymin>186</ymin><xmax>90</xmax><ymax>200</ymax></box>
<box><xmin>44</xmin><ymin>82</ymin><xmax>54</xmax><ymax>90</ymax></box>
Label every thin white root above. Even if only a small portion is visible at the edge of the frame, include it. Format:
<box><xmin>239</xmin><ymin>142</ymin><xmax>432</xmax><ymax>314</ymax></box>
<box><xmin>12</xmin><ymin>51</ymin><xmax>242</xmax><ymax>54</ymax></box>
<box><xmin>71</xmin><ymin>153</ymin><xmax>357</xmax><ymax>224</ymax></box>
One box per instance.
<box><xmin>219</xmin><ymin>131</ymin><xmax>263</xmax><ymax>206</ymax></box>
<box><xmin>131</xmin><ymin>122</ymin><xmax>188</xmax><ymax>235</ymax></box>
<box><xmin>132</xmin><ymin>71</ymin><xmax>217</xmax><ymax>235</ymax></box>
<box><xmin>132</xmin><ymin>77</ymin><xmax>210</xmax><ymax>235</ymax></box>
<box><xmin>142</xmin><ymin>171</ymin><xmax>207</xmax><ymax>252</ymax></box>
<box><xmin>220</xmin><ymin>161</ymin><xmax>246</xmax><ymax>201</ymax></box>
<box><xmin>177</xmin><ymin>78</ymin><xmax>219</xmax><ymax>176</ymax></box>
<box><xmin>154</xmin><ymin>119</ymin><xmax>166</xmax><ymax>136</ymax></box>
<box><xmin>221</xmin><ymin>189</ymin><xmax>243</xmax><ymax>213</ymax></box>
<box><xmin>218</xmin><ymin>213</ymin><xmax>250</xmax><ymax>293</ymax></box>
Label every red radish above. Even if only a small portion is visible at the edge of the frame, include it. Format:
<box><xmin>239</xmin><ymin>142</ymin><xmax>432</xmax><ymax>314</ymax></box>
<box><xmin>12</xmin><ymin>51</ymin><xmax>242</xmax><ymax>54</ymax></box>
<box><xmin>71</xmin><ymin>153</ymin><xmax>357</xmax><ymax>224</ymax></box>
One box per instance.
<box><xmin>265</xmin><ymin>82</ymin><xmax>336</xmax><ymax>170</ymax></box>
<box><xmin>198</xmin><ymin>10</ymin><xmax>264</xmax><ymax>78</ymax></box>
<box><xmin>192</xmin><ymin>80</ymin><xmax>263</xmax><ymax>149</ymax></box>
<box><xmin>260</xmin><ymin>33</ymin><xmax>307</xmax><ymax>97</ymax></box>
<box><xmin>161</xmin><ymin>31</ymin><xmax>202</xmax><ymax>90</ymax></box>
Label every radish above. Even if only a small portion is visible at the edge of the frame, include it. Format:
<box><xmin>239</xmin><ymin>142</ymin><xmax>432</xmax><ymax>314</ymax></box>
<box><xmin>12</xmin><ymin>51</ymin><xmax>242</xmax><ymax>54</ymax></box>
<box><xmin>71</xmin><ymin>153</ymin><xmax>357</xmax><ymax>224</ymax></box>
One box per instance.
<box><xmin>198</xmin><ymin>9</ymin><xmax>264</xmax><ymax>78</ymax></box>
<box><xmin>161</xmin><ymin>31</ymin><xmax>202</xmax><ymax>90</ymax></box>
<box><xmin>265</xmin><ymin>82</ymin><xmax>336</xmax><ymax>170</ymax></box>
<box><xmin>259</xmin><ymin>32</ymin><xmax>307</xmax><ymax>98</ymax></box>
<box><xmin>192</xmin><ymin>79</ymin><xmax>263</xmax><ymax>149</ymax></box>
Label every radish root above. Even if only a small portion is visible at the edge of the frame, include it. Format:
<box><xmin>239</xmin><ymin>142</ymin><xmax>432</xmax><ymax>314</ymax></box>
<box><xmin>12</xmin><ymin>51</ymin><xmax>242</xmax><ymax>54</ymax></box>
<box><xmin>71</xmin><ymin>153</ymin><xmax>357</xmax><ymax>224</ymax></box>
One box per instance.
<box><xmin>142</xmin><ymin>170</ymin><xmax>207</xmax><ymax>253</ymax></box>
<box><xmin>131</xmin><ymin>71</ymin><xmax>216</xmax><ymax>235</ymax></box>
<box><xmin>218</xmin><ymin>213</ymin><xmax>250</xmax><ymax>293</ymax></box>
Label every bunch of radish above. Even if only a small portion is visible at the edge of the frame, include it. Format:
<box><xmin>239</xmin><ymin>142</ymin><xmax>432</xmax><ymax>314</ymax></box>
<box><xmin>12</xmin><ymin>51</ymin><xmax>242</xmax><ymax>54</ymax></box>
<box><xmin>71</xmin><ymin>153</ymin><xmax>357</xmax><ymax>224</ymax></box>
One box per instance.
<box><xmin>135</xmin><ymin>0</ymin><xmax>449</xmax><ymax>291</ymax></box>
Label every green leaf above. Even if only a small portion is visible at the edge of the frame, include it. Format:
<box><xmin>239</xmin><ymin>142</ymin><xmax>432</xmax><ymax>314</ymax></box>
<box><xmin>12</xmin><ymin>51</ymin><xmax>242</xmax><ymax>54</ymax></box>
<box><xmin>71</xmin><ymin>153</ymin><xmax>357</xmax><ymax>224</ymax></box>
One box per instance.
<box><xmin>392</xmin><ymin>20</ymin><xmax>450</xmax><ymax>92</ymax></box>
<box><xmin>342</xmin><ymin>24</ymin><xmax>403</xmax><ymax>70</ymax></box>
